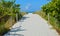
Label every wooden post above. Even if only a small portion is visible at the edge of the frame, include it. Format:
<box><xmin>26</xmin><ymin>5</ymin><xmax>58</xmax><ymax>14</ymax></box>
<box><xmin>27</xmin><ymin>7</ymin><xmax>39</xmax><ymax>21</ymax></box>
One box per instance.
<box><xmin>9</xmin><ymin>6</ymin><xmax>13</xmax><ymax>30</ymax></box>
<box><xmin>48</xmin><ymin>13</ymin><xmax>49</xmax><ymax>23</ymax></box>
<box><xmin>16</xmin><ymin>13</ymin><xmax>18</xmax><ymax>22</ymax></box>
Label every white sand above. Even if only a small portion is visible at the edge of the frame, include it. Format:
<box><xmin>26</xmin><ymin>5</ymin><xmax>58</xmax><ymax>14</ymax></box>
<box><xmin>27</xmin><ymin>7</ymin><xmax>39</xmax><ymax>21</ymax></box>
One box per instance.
<box><xmin>4</xmin><ymin>13</ymin><xmax>59</xmax><ymax>36</ymax></box>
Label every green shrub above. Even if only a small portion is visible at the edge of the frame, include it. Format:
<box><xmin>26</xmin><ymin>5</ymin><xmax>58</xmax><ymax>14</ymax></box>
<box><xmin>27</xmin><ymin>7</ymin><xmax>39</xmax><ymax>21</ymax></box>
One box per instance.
<box><xmin>0</xmin><ymin>24</ymin><xmax>10</xmax><ymax>35</ymax></box>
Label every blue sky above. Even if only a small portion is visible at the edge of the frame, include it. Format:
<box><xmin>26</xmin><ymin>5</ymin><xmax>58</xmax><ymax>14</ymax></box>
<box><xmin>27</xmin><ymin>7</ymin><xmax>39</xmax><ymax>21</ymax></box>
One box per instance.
<box><xmin>16</xmin><ymin>0</ymin><xmax>50</xmax><ymax>12</ymax></box>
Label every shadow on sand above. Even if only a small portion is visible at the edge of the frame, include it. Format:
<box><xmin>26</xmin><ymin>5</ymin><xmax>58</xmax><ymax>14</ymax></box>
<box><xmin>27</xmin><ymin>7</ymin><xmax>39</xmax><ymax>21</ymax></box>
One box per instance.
<box><xmin>19</xmin><ymin>16</ymin><xmax>29</xmax><ymax>22</ymax></box>
<box><xmin>10</xmin><ymin>26</ymin><xmax>26</xmax><ymax>32</ymax></box>
<box><xmin>4</xmin><ymin>26</ymin><xmax>26</xmax><ymax>36</ymax></box>
<box><xmin>4</xmin><ymin>34</ymin><xmax>24</xmax><ymax>36</ymax></box>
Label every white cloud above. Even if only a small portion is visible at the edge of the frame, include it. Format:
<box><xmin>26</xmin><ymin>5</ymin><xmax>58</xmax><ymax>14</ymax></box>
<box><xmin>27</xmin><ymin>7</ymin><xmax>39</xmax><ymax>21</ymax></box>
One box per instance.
<box><xmin>25</xmin><ymin>3</ymin><xmax>31</xmax><ymax>10</ymax></box>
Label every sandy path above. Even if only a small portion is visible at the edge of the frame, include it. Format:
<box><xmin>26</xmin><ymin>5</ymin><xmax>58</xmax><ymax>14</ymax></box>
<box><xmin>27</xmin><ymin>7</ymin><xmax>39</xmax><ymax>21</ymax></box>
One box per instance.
<box><xmin>4</xmin><ymin>13</ymin><xmax>59</xmax><ymax>36</ymax></box>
